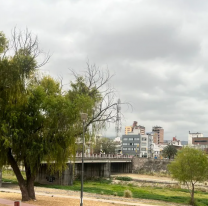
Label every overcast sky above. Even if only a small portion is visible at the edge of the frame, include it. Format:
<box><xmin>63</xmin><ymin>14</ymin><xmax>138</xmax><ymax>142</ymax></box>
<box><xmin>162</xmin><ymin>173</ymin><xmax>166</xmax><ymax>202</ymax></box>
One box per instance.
<box><xmin>2</xmin><ymin>0</ymin><xmax>208</xmax><ymax>141</ymax></box>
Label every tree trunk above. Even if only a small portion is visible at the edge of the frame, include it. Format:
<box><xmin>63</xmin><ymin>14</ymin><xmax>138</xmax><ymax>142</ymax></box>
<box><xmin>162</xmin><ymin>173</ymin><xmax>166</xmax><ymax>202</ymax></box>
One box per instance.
<box><xmin>191</xmin><ymin>183</ymin><xmax>195</xmax><ymax>205</ymax></box>
<box><xmin>7</xmin><ymin>148</ymin><xmax>30</xmax><ymax>201</ymax></box>
<box><xmin>25</xmin><ymin>162</ymin><xmax>36</xmax><ymax>200</ymax></box>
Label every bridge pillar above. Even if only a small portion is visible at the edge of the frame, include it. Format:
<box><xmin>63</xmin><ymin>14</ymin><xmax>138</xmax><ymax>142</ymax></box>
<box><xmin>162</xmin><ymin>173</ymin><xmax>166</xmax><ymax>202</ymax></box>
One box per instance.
<box><xmin>63</xmin><ymin>163</ymin><xmax>73</xmax><ymax>185</ymax></box>
<box><xmin>103</xmin><ymin>162</ymin><xmax>111</xmax><ymax>178</ymax></box>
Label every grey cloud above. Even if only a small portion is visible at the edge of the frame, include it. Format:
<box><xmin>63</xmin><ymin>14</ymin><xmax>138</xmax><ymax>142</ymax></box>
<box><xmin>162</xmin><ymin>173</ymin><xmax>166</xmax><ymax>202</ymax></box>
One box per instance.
<box><xmin>2</xmin><ymin>0</ymin><xmax>208</xmax><ymax>141</ymax></box>
<box><xmin>80</xmin><ymin>23</ymin><xmax>200</xmax><ymax>62</ymax></box>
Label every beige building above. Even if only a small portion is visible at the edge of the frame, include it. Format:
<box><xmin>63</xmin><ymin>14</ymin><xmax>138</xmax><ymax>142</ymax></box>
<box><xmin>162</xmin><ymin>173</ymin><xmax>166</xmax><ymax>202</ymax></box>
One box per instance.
<box><xmin>125</xmin><ymin>122</ymin><xmax>146</xmax><ymax>135</ymax></box>
<box><xmin>125</xmin><ymin>126</ymin><xmax>132</xmax><ymax>135</ymax></box>
<box><xmin>152</xmin><ymin>126</ymin><xmax>164</xmax><ymax>144</ymax></box>
<box><xmin>137</xmin><ymin>125</ymin><xmax>145</xmax><ymax>135</ymax></box>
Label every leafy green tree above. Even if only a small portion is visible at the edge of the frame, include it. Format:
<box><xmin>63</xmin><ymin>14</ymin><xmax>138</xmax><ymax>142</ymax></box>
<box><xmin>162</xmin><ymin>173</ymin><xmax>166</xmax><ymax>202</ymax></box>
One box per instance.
<box><xmin>168</xmin><ymin>147</ymin><xmax>208</xmax><ymax>205</ymax></box>
<box><xmin>0</xmin><ymin>29</ymin><xmax>121</xmax><ymax>201</ymax></box>
<box><xmin>0</xmin><ymin>31</ymin><xmax>7</xmax><ymax>54</ymax></box>
<box><xmin>0</xmin><ymin>30</ymin><xmax>84</xmax><ymax>201</ymax></box>
<box><xmin>162</xmin><ymin>144</ymin><xmax>177</xmax><ymax>159</ymax></box>
<box><xmin>93</xmin><ymin>137</ymin><xmax>116</xmax><ymax>154</ymax></box>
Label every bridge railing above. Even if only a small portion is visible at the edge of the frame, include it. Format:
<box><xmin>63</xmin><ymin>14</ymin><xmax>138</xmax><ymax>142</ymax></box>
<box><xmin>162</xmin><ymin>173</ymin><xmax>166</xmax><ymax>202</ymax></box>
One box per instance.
<box><xmin>75</xmin><ymin>153</ymin><xmax>133</xmax><ymax>159</ymax></box>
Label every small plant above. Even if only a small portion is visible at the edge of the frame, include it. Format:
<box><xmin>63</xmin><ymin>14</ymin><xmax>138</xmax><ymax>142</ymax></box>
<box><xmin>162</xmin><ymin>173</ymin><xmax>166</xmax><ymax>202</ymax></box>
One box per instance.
<box><xmin>124</xmin><ymin>189</ymin><xmax>132</xmax><ymax>198</ymax></box>
<box><xmin>115</xmin><ymin>176</ymin><xmax>133</xmax><ymax>181</ymax></box>
<box><xmin>113</xmin><ymin>192</ymin><xmax>117</xmax><ymax>196</ymax></box>
<box><xmin>127</xmin><ymin>183</ymin><xmax>133</xmax><ymax>187</ymax></box>
<box><xmin>100</xmin><ymin>191</ymin><xmax>104</xmax><ymax>195</ymax></box>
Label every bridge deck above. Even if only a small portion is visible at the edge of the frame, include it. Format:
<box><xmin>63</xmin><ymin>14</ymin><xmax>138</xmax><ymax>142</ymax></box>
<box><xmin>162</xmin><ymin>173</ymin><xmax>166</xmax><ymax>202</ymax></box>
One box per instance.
<box><xmin>70</xmin><ymin>154</ymin><xmax>132</xmax><ymax>163</ymax></box>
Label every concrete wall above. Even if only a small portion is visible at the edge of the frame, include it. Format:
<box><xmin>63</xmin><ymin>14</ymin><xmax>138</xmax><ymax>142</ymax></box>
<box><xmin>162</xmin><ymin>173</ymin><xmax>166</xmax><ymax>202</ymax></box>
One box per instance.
<box><xmin>132</xmin><ymin>157</ymin><xmax>171</xmax><ymax>174</ymax></box>
<box><xmin>35</xmin><ymin>164</ymin><xmax>74</xmax><ymax>185</ymax></box>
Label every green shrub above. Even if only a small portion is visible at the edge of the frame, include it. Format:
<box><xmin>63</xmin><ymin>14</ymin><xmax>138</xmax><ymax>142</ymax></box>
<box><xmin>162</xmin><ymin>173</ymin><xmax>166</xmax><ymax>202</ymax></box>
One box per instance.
<box><xmin>124</xmin><ymin>189</ymin><xmax>132</xmax><ymax>198</ymax></box>
<box><xmin>115</xmin><ymin>176</ymin><xmax>133</xmax><ymax>181</ymax></box>
<box><xmin>113</xmin><ymin>192</ymin><xmax>117</xmax><ymax>196</ymax></box>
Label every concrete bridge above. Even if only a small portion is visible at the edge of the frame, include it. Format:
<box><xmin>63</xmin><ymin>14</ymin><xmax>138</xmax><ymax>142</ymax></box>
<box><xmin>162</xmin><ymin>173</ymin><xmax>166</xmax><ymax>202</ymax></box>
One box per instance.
<box><xmin>36</xmin><ymin>154</ymin><xmax>133</xmax><ymax>185</ymax></box>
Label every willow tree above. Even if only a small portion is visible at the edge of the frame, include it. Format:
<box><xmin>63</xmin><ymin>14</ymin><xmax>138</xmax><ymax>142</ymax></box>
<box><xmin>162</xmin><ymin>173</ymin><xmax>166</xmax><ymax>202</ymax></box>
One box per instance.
<box><xmin>0</xmin><ymin>29</ymin><xmax>52</xmax><ymax>201</ymax></box>
<box><xmin>0</xmin><ymin>30</ymin><xmax>121</xmax><ymax>201</ymax></box>
<box><xmin>0</xmin><ymin>30</ymin><xmax>81</xmax><ymax>201</ymax></box>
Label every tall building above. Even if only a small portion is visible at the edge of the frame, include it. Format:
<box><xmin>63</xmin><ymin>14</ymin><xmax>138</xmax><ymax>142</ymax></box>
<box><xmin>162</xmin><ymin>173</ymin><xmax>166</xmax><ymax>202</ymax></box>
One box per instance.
<box><xmin>152</xmin><ymin>126</ymin><xmax>164</xmax><ymax>144</ymax></box>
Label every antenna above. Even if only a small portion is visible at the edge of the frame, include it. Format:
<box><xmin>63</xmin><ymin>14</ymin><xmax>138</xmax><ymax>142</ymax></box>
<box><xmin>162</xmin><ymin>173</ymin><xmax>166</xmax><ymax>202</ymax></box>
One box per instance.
<box><xmin>115</xmin><ymin>99</ymin><xmax>122</xmax><ymax>137</ymax></box>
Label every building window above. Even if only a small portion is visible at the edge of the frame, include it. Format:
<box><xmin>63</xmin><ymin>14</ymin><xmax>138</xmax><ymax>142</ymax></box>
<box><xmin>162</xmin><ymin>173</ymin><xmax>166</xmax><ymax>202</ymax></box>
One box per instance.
<box><xmin>123</xmin><ymin>143</ymin><xmax>127</xmax><ymax>145</ymax></box>
<box><xmin>123</xmin><ymin>138</ymin><xmax>127</xmax><ymax>140</ymax></box>
<box><xmin>141</xmin><ymin>148</ymin><xmax>146</xmax><ymax>151</ymax></box>
<box><xmin>141</xmin><ymin>143</ymin><xmax>146</xmax><ymax>146</ymax></box>
<box><xmin>123</xmin><ymin>148</ymin><xmax>127</xmax><ymax>150</ymax></box>
<box><xmin>142</xmin><ymin>138</ymin><xmax>147</xmax><ymax>141</ymax></box>
<box><xmin>129</xmin><ymin>138</ymin><xmax>133</xmax><ymax>140</ymax></box>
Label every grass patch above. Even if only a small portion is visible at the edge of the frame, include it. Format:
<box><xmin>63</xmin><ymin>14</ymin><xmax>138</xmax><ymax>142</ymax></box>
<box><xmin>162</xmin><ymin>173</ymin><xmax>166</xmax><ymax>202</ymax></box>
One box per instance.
<box><xmin>115</xmin><ymin>176</ymin><xmax>133</xmax><ymax>181</ymax></box>
<box><xmin>35</xmin><ymin>180</ymin><xmax>208</xmax><ymax>205</ymax></box>
<box><xmin>2</xmin><ymin>168</ymin><xmax>25</xmax><ymax>184</ymax></box>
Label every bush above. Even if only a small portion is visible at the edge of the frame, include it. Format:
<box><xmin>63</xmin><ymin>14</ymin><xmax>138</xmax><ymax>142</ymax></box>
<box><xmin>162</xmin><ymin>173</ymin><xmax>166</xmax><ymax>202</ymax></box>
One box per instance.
<box><xmin>113</xmin><ymin>192</ymin><xmax>117</xmax><ymax>196</ymax></box>
<box><xmin>115</xmin><ymin>176</ymin><xmax>133</xmax><ymax>181</ymax></box>
<box><xmin>124</xmin><ymin>190</ymin><xmax>132</xmax><ymax>198</ymax></box>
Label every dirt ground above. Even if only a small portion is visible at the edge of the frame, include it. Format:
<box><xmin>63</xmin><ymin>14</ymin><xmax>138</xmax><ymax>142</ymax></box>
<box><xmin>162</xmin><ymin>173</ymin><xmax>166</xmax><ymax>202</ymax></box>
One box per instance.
<box><xmin>0</xmin><ymin>192</ymin><xmax>127</xmax><ymax>206</ymax></box>
<box><xmin>111</xmin><ymin>174</ymin><xmax>173</xmax><ymax>182</ymax></box>
<box><xmin>0</xmin><ymin>174</ymin><xmax>184</xmax><ymax>206</ymax></box>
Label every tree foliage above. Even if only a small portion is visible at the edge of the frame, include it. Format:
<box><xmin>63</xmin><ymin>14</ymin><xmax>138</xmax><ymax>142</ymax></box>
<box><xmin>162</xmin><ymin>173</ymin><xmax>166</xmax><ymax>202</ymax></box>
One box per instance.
<box><xmin>93</xmin><ymin>137</ymin><xmax>116</xmax><ymax>154</ymax></box>
<box><xmin>162</xmin><ymin>144</ymin><xmax>177</xmax><ymax>159</ymax></box>
<box><xmin>168</xmin><ymin>147</ymin><xmax>208</xmax><ymax>205</ymax></box>
<box><xmin>0</xmin><ymin>29</ymin><xmax>121</xmax><ymax>201</ymax></box>
<box><xmin>0</xmin><ymin>32</ymin><xmax>7</xmax><ymax>54</ymax></box>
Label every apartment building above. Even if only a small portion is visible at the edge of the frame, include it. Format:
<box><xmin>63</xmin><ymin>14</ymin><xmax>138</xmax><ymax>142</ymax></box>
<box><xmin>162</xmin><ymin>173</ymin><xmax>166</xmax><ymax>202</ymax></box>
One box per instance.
<box><xmin>122</xmin><ymin>128</ymin><xmax>153</xmax><ymax>157</ymax></box>
<box><xmin>152</xmin><ymin>126</ymin><xmax>164</xmax><ymax>144</ymax></box>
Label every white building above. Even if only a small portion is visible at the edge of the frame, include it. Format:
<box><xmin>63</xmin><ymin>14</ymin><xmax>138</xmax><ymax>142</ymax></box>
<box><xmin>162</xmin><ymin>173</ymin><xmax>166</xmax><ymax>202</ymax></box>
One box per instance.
<box><xmin>150</xmin><ymin>143</ymin><xmax>167</xmax><ymax>158</ymax></box>
<box><xmin>168</xmin><ymin>137</ymin><xmax>182</xmax><ymax>146</ymax></box>
<box><xmin>188</xmin><ymin>131</ymin><xmax>203</xmax><ymax>146</ymax></box>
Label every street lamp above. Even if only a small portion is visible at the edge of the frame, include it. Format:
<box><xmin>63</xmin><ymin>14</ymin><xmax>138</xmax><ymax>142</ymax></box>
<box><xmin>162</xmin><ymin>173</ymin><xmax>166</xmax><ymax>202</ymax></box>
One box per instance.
<box><xmin>80</xmin><ymin>113</ymin><xmax>88</xmax><ymax>206</ymax></box>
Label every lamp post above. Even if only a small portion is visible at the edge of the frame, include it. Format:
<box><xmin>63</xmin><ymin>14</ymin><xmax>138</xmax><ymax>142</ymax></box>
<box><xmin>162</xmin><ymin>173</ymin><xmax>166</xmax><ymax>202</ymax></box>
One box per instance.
<box><xmin>80</xmin><ymin>113</ymin><xmax>88</xmax><ymax>206</ymax></box>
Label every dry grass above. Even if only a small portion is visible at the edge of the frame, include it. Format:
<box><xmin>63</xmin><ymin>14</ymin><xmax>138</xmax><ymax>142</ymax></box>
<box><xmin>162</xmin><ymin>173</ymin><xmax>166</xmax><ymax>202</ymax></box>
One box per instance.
<box><xmin>0</xmin><ymin>192</ymin><xmax>126</xmax><ymax>206</ymax></box>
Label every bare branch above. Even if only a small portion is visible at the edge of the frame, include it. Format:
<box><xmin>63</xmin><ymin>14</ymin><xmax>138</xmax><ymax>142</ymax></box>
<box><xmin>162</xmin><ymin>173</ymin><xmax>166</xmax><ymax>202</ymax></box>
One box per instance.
<box><xmin>9</xmin><ymin>27</ymin><xmax>50</xmax><ymax>69</ymax></box>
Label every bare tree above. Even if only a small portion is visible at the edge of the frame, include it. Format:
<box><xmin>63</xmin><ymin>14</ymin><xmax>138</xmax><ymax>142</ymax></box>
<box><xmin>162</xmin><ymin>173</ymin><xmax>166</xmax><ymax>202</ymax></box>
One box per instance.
<box><xmin>70</xmin><ymin>62</ymin><xmax>131</xmax><ymax>135</ymax></box>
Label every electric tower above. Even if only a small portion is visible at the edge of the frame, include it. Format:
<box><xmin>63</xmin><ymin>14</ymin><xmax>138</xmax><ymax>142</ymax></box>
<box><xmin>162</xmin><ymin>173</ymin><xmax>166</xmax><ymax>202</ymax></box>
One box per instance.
<box><xmin>115</xmin><ymin>99</ymin><xmax>122</xmax><ymax>138</ymax></box>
